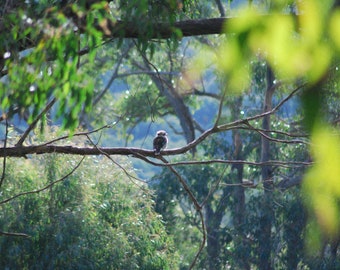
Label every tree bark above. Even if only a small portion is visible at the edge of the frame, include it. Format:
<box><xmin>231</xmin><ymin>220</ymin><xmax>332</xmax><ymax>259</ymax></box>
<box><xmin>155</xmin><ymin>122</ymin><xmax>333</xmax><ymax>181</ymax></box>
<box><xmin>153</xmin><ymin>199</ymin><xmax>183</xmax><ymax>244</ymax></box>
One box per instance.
<box><xmin>259</xmin><ymin>65</ymin><xmax>275</xmax><ymax>270</ymax></box>
<box><xmin>231</xmin><ymin>97</ymin><xmax>249</xmax><ymax>270</ymax></box>
<box><xmin>205</xmin><ymin>204</ymin><xmax>222</xmax><ymax>270</ymax></box>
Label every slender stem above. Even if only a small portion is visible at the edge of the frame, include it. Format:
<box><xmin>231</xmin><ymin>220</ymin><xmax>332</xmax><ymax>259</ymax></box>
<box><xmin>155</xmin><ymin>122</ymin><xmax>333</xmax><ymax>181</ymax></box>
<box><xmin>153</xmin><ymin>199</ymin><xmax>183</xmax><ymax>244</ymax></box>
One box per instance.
<box><xmin>159</xmin><ymin>156</ymin><xmax>206</xmax><ymax>270</ymax></box>
<box><xmin>16</xmin><ymin>98</ymin><xmax>56</xmax><ymax>146</ymax></box>
<box><xmin>0</xmin><ymin>118</ymin><xmax>9</xmax><ymax>189</ymax></box>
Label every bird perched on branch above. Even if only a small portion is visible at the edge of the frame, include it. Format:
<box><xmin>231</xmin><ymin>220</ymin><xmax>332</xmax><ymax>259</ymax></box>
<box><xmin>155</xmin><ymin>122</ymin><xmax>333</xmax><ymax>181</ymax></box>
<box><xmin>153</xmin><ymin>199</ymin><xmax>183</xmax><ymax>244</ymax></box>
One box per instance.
<box><xmin>153</xmin><ymin>130</ymin><xmax>168</xmax><ymax>155</ymax></box>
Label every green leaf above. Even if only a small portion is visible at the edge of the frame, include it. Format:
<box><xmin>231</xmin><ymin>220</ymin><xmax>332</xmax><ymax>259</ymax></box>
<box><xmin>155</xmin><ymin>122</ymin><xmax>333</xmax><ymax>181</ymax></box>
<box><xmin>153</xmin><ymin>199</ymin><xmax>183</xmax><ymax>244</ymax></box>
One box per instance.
<box><xmin>303</xmin><ymin>124</ymin><xmax>340</xmax><ymax>250</ymax></box>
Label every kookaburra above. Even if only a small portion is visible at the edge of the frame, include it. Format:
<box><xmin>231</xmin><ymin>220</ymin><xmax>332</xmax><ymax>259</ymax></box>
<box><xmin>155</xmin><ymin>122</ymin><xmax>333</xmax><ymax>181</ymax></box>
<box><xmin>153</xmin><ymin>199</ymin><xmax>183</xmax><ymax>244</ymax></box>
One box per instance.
<box><xmin>153</xmin><ymin>130</ymin><xmax>168</xmax><ymax>155</ymax></box>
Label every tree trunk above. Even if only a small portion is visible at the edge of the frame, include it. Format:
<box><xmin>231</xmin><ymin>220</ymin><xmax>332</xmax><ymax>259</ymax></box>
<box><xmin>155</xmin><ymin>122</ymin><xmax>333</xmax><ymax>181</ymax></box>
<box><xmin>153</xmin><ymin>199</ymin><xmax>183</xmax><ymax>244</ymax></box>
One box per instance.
<box><xmin>231</xmin><ymin>97</ymin><xmax>250</xmax><ymax>270</ymax></box>
<box><xmin>259</xmin><ymin>65</ymin><xmax>275</xmax><ymax>270</ymax></box>
<box><xmin>205</xmin><ymin>204</ymin><xmax>222</xmax><ymax>270</ymax></box>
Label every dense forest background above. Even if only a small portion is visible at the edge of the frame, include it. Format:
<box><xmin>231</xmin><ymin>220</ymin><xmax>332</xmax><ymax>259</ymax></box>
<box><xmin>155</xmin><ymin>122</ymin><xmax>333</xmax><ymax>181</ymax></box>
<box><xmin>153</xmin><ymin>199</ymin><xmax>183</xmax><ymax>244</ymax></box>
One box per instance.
<box><xmin>1</xmin><ymin>0</ymin><xmax>340</xmax><ymax>269</ymax></box>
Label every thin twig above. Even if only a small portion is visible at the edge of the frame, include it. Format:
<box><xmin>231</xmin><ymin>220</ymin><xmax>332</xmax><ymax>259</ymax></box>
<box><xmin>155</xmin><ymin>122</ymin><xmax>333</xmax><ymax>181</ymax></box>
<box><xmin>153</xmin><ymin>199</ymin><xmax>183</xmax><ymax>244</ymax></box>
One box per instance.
<box><xmin>135</xmin><ymin>156</ymin><xmax>312</xmax><ymax>168</ymax></box>
<box><xmin>200</xmin><ymin>165</ymin><xmax>228</xmax><ymax>207</ymax></box>
<box><xmin>0</xmin><ymin>157</ymin><xmax>85</xmax><ymax>205</ymax></box>
<box><xmin>237</xmin><ymin>125</ymin><xmax>308</xmax><ymax>138</ymax></box>
<box><xmin>0</xmin><ymin>118</ymin><xmax>9</xmax><ymax>189</ymax></box>
<box><xmin>16</xmin><ymin>98</ymin><xmax>56</xmax><ymax>146</ymax></box>
<box><xmin>244</xmin><ymin>122</ymin><xmax>309</xmax><ymax>144</ymax></box>
<box><xmin>214</xmin><ymin>87</ymin><xmax>226</xmax><ymax>128</ymax></box>
<box><xmin>158</xmin><ymin>156</ymin><xmax>205</xmax><ymax>270</ymax></box>
<box><xmin>191</xmin><ymin>209</ymin><xmax>206</xmax><ymax>269</ymax></box>
<box><xmin>40</xmin><ymin>124</ymin><xmax>115</xmax><ymax>146</ymax></box>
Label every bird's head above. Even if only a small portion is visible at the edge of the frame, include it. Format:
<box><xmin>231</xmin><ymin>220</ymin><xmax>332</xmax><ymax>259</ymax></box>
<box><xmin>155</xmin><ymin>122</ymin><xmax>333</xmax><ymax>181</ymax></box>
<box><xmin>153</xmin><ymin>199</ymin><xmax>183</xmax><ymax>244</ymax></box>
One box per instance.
<box><xmin>156</xmin><ymin>130</ymin><xmax>167</xmax><ymax>137</ymax></box>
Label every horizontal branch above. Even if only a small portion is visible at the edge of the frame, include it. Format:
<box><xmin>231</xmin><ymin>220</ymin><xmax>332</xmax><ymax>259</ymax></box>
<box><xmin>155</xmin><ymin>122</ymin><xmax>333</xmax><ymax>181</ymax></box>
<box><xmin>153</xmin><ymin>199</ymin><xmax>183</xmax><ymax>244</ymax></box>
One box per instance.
<box><xmin>156</xmin><ymin>159</ymin><xmax>312</xmax><ymax>168</ymax></box>
<box><xmin>102</xmin><ymin>18</ymin><xmax>227</xmax><ymax>39</ymax></box>
<box><xmin>133</xmin><ymin>154</ymin><xmax>312</xmax><ymax>169</ymax></box>
<box><xmin>0</xmin><ymin>143</ymin><xmax>312</xmax><ymax>171</ymax></box>
<box><xmin>0</xmin><ymin>145</ymin><xmax>154</xmax><ymax>158</ymax></box>
<box><xmin>0</xmin><ymin>231</ymin><xmax>30</xmax><ymax>238</ymax></box>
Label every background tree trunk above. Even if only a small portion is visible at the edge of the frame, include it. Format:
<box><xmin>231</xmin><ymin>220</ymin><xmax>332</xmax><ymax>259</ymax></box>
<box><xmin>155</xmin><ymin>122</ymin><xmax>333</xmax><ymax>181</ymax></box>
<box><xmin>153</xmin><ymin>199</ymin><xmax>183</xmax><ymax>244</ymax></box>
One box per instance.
<box><xmin>231</xmin><ymin>97</ymin><xmax>250</xmax><ymax>270</ymax></box>
<box><xmin>259</xmin><ymin>65</ymin><xmax>275</xmax><ymax>270</ymax></box>
<box><xmin>142</xmin><ymin>59</ymin><xmax>196</xmax><ymax>146</ymax></box>
<box><xmin>205</xmin><ymin>204</ymin><xmax>222</xmax><ymax>270</ymax></box>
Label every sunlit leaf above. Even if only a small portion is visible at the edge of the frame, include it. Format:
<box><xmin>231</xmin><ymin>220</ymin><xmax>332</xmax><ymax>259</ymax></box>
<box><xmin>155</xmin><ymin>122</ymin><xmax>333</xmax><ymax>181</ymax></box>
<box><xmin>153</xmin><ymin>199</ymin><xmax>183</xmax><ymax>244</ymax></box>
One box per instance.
<box><xmin>298</xmin><ymin>0</ymin><xmax>326</xmax><ymax>43</ymax></box>
<box><xmin>303</xmin><ymin>125</ymin><xmax>340</xmax><ymax>250</ymax></box>
<box><xmin>329</xmin><ymin>9</ymin><xmax>340</xmax><ymax>50</ymax></box>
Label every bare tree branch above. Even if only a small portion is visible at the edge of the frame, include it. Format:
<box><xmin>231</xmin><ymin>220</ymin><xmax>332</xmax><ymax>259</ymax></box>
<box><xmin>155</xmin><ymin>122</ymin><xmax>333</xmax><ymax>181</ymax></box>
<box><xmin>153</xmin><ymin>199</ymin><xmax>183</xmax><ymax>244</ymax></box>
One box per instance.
<box><xmin>244</xmin><ymin>122</ymin><xmax>309</xmax><ymax>144</ymax></box>
<box><xmin>237</xmin><ymin>125</ymin><xmax>308</xmax><ymax>138</ymax></box>
<box><xmin>40</xmin><ymin>124</ymin><xmax>115</xmax><ymax>146</ymax></box>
